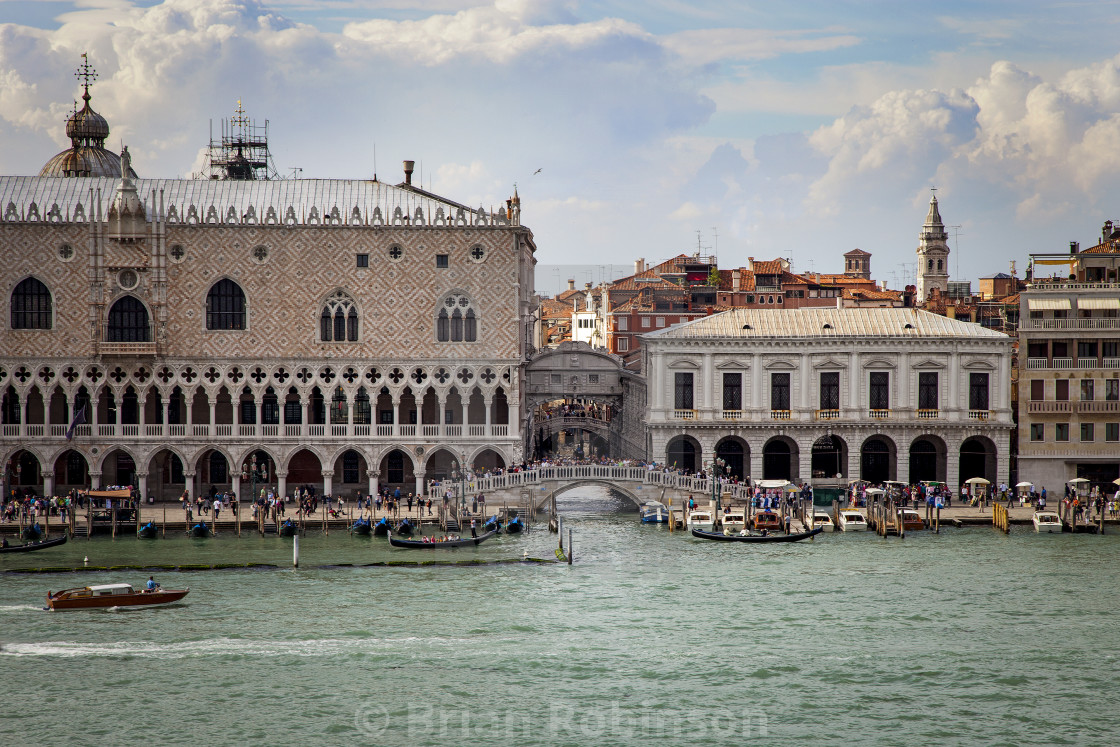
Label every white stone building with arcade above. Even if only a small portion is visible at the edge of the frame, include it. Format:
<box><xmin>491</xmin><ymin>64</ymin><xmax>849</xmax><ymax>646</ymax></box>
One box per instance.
<box><xmin>642</xmin><ymin>308</ymin><xmax>1014</xmax><ymax>493</ymax></box>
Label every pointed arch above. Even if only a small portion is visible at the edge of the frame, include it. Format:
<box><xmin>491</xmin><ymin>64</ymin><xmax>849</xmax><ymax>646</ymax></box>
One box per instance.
<box><xmin>319</xmin><ymin>289</ymin><xmax>359</xmax><ymax>342</ymax></box>
<box><xmin>106</xmin><ymin>295</ymin><xmax>150</xmax><ymax>342</ymax></box>
<box><xmin>11</xmin><ymin>276</ymin><xmax>53</xmax><ymax>330</ymax></box>
<box><xmin>205</xmin><ymin>277</ymin><xmax>247</xmax><ymax>330</ymax></box>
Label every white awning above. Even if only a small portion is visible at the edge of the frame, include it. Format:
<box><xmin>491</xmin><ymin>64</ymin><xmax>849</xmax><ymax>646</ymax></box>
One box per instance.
<box><xmin>1027</xmin><ymin>298</ymin><xmax>1072</xmax><ymax>310</ymax></box>
<box><xmin>1077</xmin><ymin>298</ymin><xmax>1120</xmax><ymax>310</ymax></box>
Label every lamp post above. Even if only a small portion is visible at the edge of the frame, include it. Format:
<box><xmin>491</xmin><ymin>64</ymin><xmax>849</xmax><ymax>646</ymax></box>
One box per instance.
<box><xmin>241</xmin><ymin>453</ymin><xmax>267</xmax><ymax>507</ymax></box>
<box><xmin>710</xmin><ymin>457</ymin><xmax>726</xmax><ymax>517</ymax></box>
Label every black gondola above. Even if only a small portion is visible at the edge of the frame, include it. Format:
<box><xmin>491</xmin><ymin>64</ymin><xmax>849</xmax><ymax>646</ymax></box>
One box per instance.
<box><xmin>395</xmin><ymin>519</ymin><xmax>414</xmax><ymax>536</ymax></box>
<box><xmin>350</xmin><ymin>518</ymin><xmax>372</xmax><ymax>536</ymax></box>
<box><xmin>0</xmin><ymin>535</ymin><xmax>67</xmax><ymax>553</ymax></box>
<box><xmin>138</xmin><ymin>521</ymin><xmax>158</xmax><ymax>539</ymax></box>
<box><xmin>691</xmin><ymin>527</ymin><xmax>823</xmax><ymax>543</ymax></box>
<box><xmin>22</xmin><ymin>523</ymin><xmax>44</xmax><ymax>541</ymax></box>
<box><xmin>373</xmin><ymin>517</ymin><xmax>391</xmax><ymax>536</ymax></box>
<box><xmin>279</xmin><ymin>519</ymin><xmax>298</xmax><ymax>537</ymax></box>
<box><xmin>483</xmin><ymin>516</ymin><xmax>501</xmax><ymax>534</ymax></box>
<box><xmin>388</xmin><ymin>529</ymin><xmax>497</xmax><ymax>548</ymax></box>
<box><xmin>505</xmin><ymin>516</ymin><xmax>524</xmax><ymax>534</ymax></box>
<box><xmin>189</xmin><ymin>521</ymin><xmax>211</xmax><ymax>537</ymax></box>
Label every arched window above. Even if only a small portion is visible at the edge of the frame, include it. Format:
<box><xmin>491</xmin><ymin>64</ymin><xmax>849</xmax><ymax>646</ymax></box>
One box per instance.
<box><xmin>320</xmin><ymin>290</ymin><xmax>358</xmax><ymax>343</ymax></box>
<box><xmin>437</xmin><ymin>293</ymin><xmax>478</xmax><ymax>342</ymax></box>
<box><xmin>205</xmin><ymin>279</ymin><xmax>246</xmax><ymax>330</ymax></box>
<box><xmin>11</xmin><ymin>277</ymin><xmax>52</xmax><ymax>329</ymax></box>
<box><xmin>927</xmin><ymin>259</ymin><xmax>933</xmax><ymax>271</ymax></box>
<box><xmin>106</xmin><ymin>296</ymin><xmax>150</xmax><ymax>342</ymax></box>
<box><xmin>937</xmin><ymin>259</ymin><xmax>943</xmax><ymax>271</ymax></box>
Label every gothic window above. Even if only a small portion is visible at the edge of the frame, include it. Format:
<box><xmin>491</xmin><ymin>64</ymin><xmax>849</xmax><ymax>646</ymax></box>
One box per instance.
<box><xmin>106</xmin><ymin>296</ymin><xmax>150</xmax><ymax>342</ymax></box>
<box><xmin>11</xmin><ymin>277</ymin><xmax>52</xmax><ymax>330</ymax></box>
<box><xmin>437</xmin><ymin>293</ymin><xmax>478</xmax><ymax>342</ymax></box>
<box><xmin>320</xmin><ymin>290</ymin><xmax>358</xmax><ymax>342</ymax></box>
<box><xmin>205</xmin><ymin>279</ymin><xmax>246</xmax><ymax>330</ymax></box>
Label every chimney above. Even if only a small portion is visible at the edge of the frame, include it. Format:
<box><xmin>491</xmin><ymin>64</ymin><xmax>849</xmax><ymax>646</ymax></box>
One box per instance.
<box><xmin>567</xmin><ymin>278</ymin><xmax>575</xmax><ymax>291</ymax></box>
<box><xmin>732</xmin><ymin>272</ymin><xmax>741</xmax><ymax>292</ymax></box>
<box><xmin>403</xmin><ymin>160</ymin><xmax>415</xmax><ymax>186</ymax></box>
<box><xmin>1070</xmin><ymin>241</ymin><xmax>1079</xmax><ymax>255</ymax></box>
<box><xmin>635</xmin><ymin>258</ymin><xmax>645</xmax><ymax>274</ymax></box>
<box><xmin>1105</xmin><ymin>221</ymin><xmax>1114</xmax><ymax>242</ymax></box>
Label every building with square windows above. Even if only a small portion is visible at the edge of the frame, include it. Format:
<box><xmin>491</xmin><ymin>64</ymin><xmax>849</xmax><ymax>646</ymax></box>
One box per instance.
<box><xmin>642</xmin><ymin>308</ymin><xmax>1014</xmax><ymax>491</ymax></box>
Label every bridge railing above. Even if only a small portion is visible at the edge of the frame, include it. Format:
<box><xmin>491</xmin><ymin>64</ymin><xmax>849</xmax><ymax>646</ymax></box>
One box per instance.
<box><xmin>427</xmin><ymin>465</ymin><xmax>761</xmax><ymax>503</ymax></box>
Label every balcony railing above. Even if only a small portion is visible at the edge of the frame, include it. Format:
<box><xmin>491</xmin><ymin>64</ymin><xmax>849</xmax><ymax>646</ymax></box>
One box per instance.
<box><xmin>1077</xmin><ymin>400</ymin><xmax>1120</xmax><ymax>413</ymax></box>
<box><xmin>1026</xmin><ymin>401</ymin><xmax>1071</xmax><ymax>413</ymax></box>
<box><xmin>492</xmin><ymin>425</ymin><xmax>509</xmax><ymax>437</ymax></box>
<box><xmin>868</xmin><ymin>409</ymin><xmax>891</xmax><ymax>419</ymax></box>
<box><xmin>423</xmin><ymin>425</ymin><xmax>440</xmax><ymax>438</ymax></box>
<box><xmin>771</xmin><ymin>409</ymin><xmax>791</xmax><ymax>420</ymax></box>
<box><xmin>968</xmin><ymin>410</ymin><xmax>990</xmax><ymax>421</ymax></box>
<box><xmin>469</xmin><ymin>425</ymin><xmax>486</xmax><ymax>437</ymax></box>
<box><xmin>816</xmin><ymin>409</ymin><xmax>841</xmax><ymax>420</ymax></box>
<box><xmin>98</xmin><ymin>341</ymin><xmax>157</xmax><ymax>356</ymax></box>
<box><xmin>1027</xmin><ymin>358</ymin><xmax>1048</xmax><ymax>369</ymax></box>
<box><xmin>721</xmin><ymin>410</ymin><xmax>743</xmax><ymax>420</ymax></box>
<box><xmin>1106</xmin><ymin>358</ymin><xmax>1120</xmax><ymax>369</ymax></box>
<box><xmin>1077</xmin><ymin>359</ymin><xmax>1100</xmax><ymax>369</ymax></box>
<box><xmin>916</xmin><ymin>409</ymin><xmax>939</xmax><ymax>419</ymax></box>
<box><xmin>1053</xmin><ymin>357</ymin><xmax>1073</xmax><ymax>368</ymax></box>
<box><xmin>1020</xmin><ymin>318</ymin><xmax>1120</xmax><ymax>330</ymax></box>
<box><xmin>4</xmin><ymin>421</ymin><xmax>516</xmax><ymax>442</ymax></box>
<box><xmin>673</xmin><ymin>409</ymin><xmax>697</xmax><ymax>420</ymax></box>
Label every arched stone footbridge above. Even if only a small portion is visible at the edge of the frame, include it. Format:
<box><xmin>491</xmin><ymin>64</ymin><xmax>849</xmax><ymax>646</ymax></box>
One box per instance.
<box><xmin>427</xmin><ymin>464</ymin><xmax>757</xmax><ymax>513</ymax></box>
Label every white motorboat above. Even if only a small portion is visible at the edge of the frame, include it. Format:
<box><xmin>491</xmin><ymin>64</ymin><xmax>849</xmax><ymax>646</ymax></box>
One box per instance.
<box><xmin>810</xmin><ymin>511</ymin><xmax>835</xmax><ymax>532</ymax></box>
<box><xmin>722</xmin><ymin>508</ymin><xmax>747</xmax><ymax>532</ymax></box>
<box><xmin>1033</xmin><ymin>511</ymin><xmax>1062</xmax><ymax>533</ymax></box>
<box><xmin>836</xmin><ymin>509</ymin><xmax>868</xmax><ymax>531</ymax></box>
<box><xmin>687</xmin><ymin>509</ymin><xmax>715</xmax><ymax>532</ymax></box>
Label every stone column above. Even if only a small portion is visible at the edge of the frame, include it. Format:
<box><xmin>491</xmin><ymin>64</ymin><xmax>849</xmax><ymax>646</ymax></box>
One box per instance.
<box><xmin>846</xmin><ymin>444</ymin><xmax>858</xmax><ymax>482</ymax></box>
<box><xmin>322</xmin><ymin>469</ymin><xmax>333</xmax><ymax>498</ymax></box>
<box><xmin>184</xmin><ymin>470</ymin><xmax>196</xmax><ymax>502</ymax></box>
<box><xmin>461</xmin><ymin>401</ymin><xmax>469</xmax><ymax>430</ymax></box>
<box><xmin>484</xmin><ymin>397</ymin><xmax>493</xmax><ymax>433</ymax></box>
<box><xmin>185</xmin><ymin>391</ymin><xmax>193</xmax><ymax>432</ymax></box>
<box><xmin>749</xmin><ymin>442</ymin><xmax>763</xmax><ymax>483</ymax></box>
<box><xmin>347</xmin><ymin>393</ymin><xmax>354</xmax><ymax>436</ymax></box>
<box><xmin>701</xmin><ymin>353</ymin><xmax>713</xmax><ymax>417</ymax></box>
<box><xmin>751</xmin><ymin>353</ymin><xmax>763</xmax><ymax>413</ymax></box>
<box><xmin>945</xmin><ymin>442</ymin><xmax>959</xmax><ymax>491</ymax></box>
<box><xmin>799</xmin><ymin>354</ymin><xmax>811</xmax><ymax>417</ymax></box>
<box><xmin>898</xmin><ymin>352</ymin><xmax>910</xmax><ymax>414</ymax></box>
<box><xmin>414</xmin><ymin>469</ymin><xmax>425</xmax><ymax>497</ymax></box>
<box><xmin>849</xmin><ymin>352</ymin><xmax>860</xmax><ymax>411</ymax></box>
<box><xmin>998</xmin><ymin>350</ymin><xmax>1011</xmax><ymax>412</ymax></box>
<box><xmin>438</xmin><ymin>395</ymin><xmax>448</xmax><ymax>430</ymax></box>
<box><xmin>231</xmin><ymin>473</ymin><xmax>241</xmax><ymax>503</ymax></box>
<box><xmin>302</xmin><ymin>397</ymin><xmax>311</xmax><ymax>435</ymax></box>
<box><xmin>276</xmin><ymin>471</ymin><xmax>288</xmax><ymax>503</ymax></box>
<box><xmin>949</xmin><ymin>350</ymin><xmax>961</xmax><ymax>419</ymax></box>
<box><xmin>368</xmin><ymin>471</ymin><xmax>378</xmax><ymax>499</ymax></box>
<box><xmin>89</xmin><ymin>470</ymin><xmax>102</xmax><ymax>490</ymax></box>
<box><xmin>797</xmin><ymin>440</ymin><xmax>811</xmax><ymax>484</ymax></box>
<box><xmin>135</xmin><ymin>470</ymin><xmax>147</xmax><ymax>503</ymax></box>
<box><xmin>43</xmin><ymin>471</ymin><xmax>54</xmax><ymax>498</ymax></box>
<box><xmin>895</xmin><ymin>442</ymin><xmax>909</xmax><ymax>483</ymax></box>
<box><xmin>208</xmin><ymin>397</ymin><xmax>217</xmax><ymax>435</ymax></box>
<box><xmin>20</xmin><ymin>397</ymin><xmax>27</xmax><ymax>437</ymax></box>
<box><xmin>391</xmin><ymin>395</ymin><xmax>401</xmax><ymax>436</ymax></box>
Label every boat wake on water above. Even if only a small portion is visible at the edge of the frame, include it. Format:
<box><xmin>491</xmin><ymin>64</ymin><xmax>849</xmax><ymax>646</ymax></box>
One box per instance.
<box><xmin>0</xmin><ymin>635</ymin><xmax>477</xmax><ymax>659</ymax></box>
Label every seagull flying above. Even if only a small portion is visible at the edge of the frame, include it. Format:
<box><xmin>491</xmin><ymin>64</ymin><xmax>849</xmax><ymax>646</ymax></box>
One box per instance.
<box><xmin>533</xmin><ymin>168</ymin><xmax>542</xmax><ymax>175</ymax></box>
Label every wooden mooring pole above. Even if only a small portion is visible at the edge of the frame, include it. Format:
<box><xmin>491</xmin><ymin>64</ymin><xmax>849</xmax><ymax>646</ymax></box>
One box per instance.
<box><xmin>567</xmin><ymin>527</ymin><xmax>573</xmax><ymax>564</ymax></box>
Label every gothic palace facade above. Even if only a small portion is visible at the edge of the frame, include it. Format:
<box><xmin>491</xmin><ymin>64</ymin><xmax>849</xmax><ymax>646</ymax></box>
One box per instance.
<box><xmin>0</xmin><ymin>168</ymin><xmax>536</xmax><ymax>501</ymax></box>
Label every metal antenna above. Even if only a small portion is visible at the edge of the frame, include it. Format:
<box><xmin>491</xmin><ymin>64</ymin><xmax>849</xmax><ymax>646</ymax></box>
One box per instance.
<box><xmin>949</xmin><ymin>225</ymin><xmax>963</xmax><ymax>277</ymax></box>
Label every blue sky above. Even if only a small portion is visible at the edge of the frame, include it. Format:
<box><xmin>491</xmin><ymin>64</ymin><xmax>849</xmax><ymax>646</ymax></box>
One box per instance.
<box><xmin>3</xmin><ymin>0</ymin><xmax>1120</xmax><ymax>292</ymax></box>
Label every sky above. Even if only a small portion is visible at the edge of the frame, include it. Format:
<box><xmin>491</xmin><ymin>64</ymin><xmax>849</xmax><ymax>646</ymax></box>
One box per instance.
<box><xmin>3</xmin><ymin>0</ymin><xmax>1120</xmax><ymax>293</ymax></box>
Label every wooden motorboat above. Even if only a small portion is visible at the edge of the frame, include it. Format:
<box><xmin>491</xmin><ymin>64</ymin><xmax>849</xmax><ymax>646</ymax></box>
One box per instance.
<box><xmin>810</xmin><ymin>511</ymin><xmax>836</xmax><ymax>532</ymax></box>
<box><xmin>505</xmin><ymin>517</ymin><xmax>524</xmax><ymax>534</ymax></box>
<box><xmin>1033</xmin><ymin>511</ymin><xmax>1062</xmax><ymax>533</ymax></box>
<box><xmin>350</xmin><ymin>518</ymin><xmax>372</xmax><ymax>536</ymax></box>
<box><xmin>188</xmin><ymin>522</ymin><xmax>211</xmax><ymax>538</ymax></box>
<box><xmin>138</xmin><ymin>521</ymin><xmax>159</xmax><ymax>539</ymax></box>
<box><xmin>897</xmin><ymin>508</ymin><xmax>926</xmax><ymax>531</ymax></box>
<box><xmin>389</xmin><ymin>529</ymin><xmax>497</xmax><ymax>548</ymax></box>
<box><xmin>278</xmin><ymin>519</ymin><xmax>298</xmax><ymax>537</ymax></box>
<box><xmin>686</xmin><ymin>509</ymin><xmax>715</xmax><ymax>532</ymax></box>
<box><xmin>752</xmin><ymin>510</ymin><xmax>783</xmax><ymax>532</ymax></box>
<box><xmin>0</xmin><ymin>535</ymin><xmax>67</xmax><ymax>554</ymax></box>
<box><xmin>373</xmin><ymin>517</ymin><xmax>391</xmax><ymax>536</ymax></box>
<box><xmin>692</xmin><ymin>527</ymin><xmax>823</xmax><ymax>543</ymax></box>
<box><xmin>722</xmin><ymin>509</ymin><xmax>747</xmax><ymax>532</ymax></box>
<box><xmin>47</xmin><ymin>583</ymin><xmax>189</xmax><ymax>610</ymax></box>
<box><xmin>640</xmin><ymin>501</ymin><xmax>669</xmax><ymax>524</ymax></box>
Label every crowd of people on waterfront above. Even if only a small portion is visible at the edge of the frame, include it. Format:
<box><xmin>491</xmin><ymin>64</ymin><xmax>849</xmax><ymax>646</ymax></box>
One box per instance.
<box><xmin>534</xmin><ymin>402</ymin><xmax>613</xmax><ymax>422</ymax></box>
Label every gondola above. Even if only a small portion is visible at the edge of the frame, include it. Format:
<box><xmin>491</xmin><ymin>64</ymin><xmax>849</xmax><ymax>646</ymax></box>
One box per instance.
<box><xmin>388</xmin><ymin>529</ymin><xmax>497</xmax><ymax>548</ymax></box>
<box><xmin>350</xmin><ymin>518</ymin><xmax>372</xmax><ymax>536</ymax></box>
<box><xmin>138</xmin><ymin>521</ymin><xmax>159</xmax><ymax>539</ymax></box>
<box><xmin>188</xmin><ymin>522</ymin><xmax>211</xmax><ymax>538</ymax></box>
<box><xmin>0</xmin><ymin>535</ymin><xmax>67</xmax><ymax>554</ymax></box>
<box><xmin>22</xmin><ymin>523</ymin><xmax>44</xmax><ymax>541</ymax></box>
<box><xmin>691</xmin><ymin>527</ymin><xmax>823</xmax><ymax>543</ymax></box>
<box><xmin>504</xmin><ymin>516</ymin><xmax>524</xmax><ymax>534</ymax></box>
<box><xmin>483</xmin><ymin>516</ymin><xmax>501</xmax><ymax>534</ymax></box>
<box><xmin>278</xmin><ymin>519</ymin><xmax>298</xmax><ymax>537</ymax></box>
<box><xmin>372</xmin><ymin>517</ymin><xmax>391</xmax><ymax>536</ymax></box>
<box><xmin>395</xmin><ymin>518</ymin><xmax>414</xmax><ymax>537</ymax></box>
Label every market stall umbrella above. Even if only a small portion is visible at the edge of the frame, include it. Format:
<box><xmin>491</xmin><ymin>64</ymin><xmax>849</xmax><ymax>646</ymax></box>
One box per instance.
<box><xmin>1113</xmin><ymin>478</ymin><xmax>1120</xmax><ymax>486</ymax></box>
<box><xmin>864</xmin><ymin>488</ymin><xmax>885</xmax><ymax>496</ymax></box>
<box><xmin>1015</xmin><ymin>481</ymin><xmax>1034</xmax><ymax>488</ymax></box>
<box><xmin>1068</xmin><ymin>478</ymin><xmax>1090</xmax><ymax>484</ymax></box>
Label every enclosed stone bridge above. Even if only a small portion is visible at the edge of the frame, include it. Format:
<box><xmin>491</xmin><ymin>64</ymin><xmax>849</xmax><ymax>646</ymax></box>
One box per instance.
<box><xmin>426</xmin><ymin>464</ymin><xmax>756</xmax><ymax>515</ymax></box>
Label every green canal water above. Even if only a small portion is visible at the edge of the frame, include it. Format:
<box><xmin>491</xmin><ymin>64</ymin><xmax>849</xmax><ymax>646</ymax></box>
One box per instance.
<box><xmin>1</xmin><ymin>488</ymin><xmax>1118</xmax><ymax>746</ymax></box>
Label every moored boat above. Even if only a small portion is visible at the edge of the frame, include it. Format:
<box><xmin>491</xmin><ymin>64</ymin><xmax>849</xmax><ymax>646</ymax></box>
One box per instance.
<box><xmin>278</xmin><ymin>519</ymin><xmax>298</xmax><ymax>537</ymax></box>
<box><xmin>47</xmin><ymin>583</ymin><xmax>189</xmax><ymax>610</ymax></box>
<box><xmin>22</xmin><ymin>523</ymin><xmax>44</xmax><ymax>541</ymax></box>
<box><xmin>388</xmin><ymin>529</ymin><xmax>497</xmax><ymax>548</ymax></box>
<box><xmin>505</xmin><ymin>516</ymin><xmax>524</xmax><ymax>534</ymax></box>
<box><xmin>640</xmin><ymin>501</ymin><xmax>669</xmax><ymax>524</ymax></box>
<box><xmin>138</xmin><ymin>521</ymin><xmax>158</xmax><ymax>539</ymax></box>
<box><xmin>691</xmin><ymin>527</ymin><xmax>823</xmax><ymax>543</ymax></box>
<box><xmin>898</xmin><ymin>508</ymin><xmax>926</xmax><ymax>531</ymax></box>
<box><xmin>687</xmin><ymin>509</ymin><xmax>715</xmax><ymax>532</ymax></box>
<box><xmin>484</xmin><ymin>516</ymin><xmax>501</xmax><ymax>534</ymax></box>
<box><xmin>810</xmin><ymin>511</ymin><xmax>836</xmax><ymax>532</ymax></box>
<box><xmin>373</xmin><ymin>517</ymin><xmax>391</xmax><ymax>536</ymax></box>
<box><xmin>837</xmin><ymin>510</ymin><xmax>868</xmax><ymax>532</ymax></box>
<box><xmin>395</xmin><ymin>518</ymin><xmax>414</xmax><ymax>536</ymax></box>
<box><xmin>188</xmin><ymin>521</ymin><xmax>211</xmax><ymax>538</ymax></box>
<box><xmin>752</xmin><ymin>510</ymin><xmax>783</xmax><ymax>532</ymax></box>
<box><xmin>722</xmin><ymin>509</ymin><xmax>747</xmax><ymax>532</ymax></box>
<box><xmin>0</xmin><ymin>535</ymin><xmax>67</xmax><ymax>554</ymax></box>
<box><xmin>1033</xmin><ymin>511</ymin><xmax>1061</xmax><ymax>533</ymax></box>
<box><xmin>350</xmin><ymin>518</ymin><xmax>372</xmax><ymax>536</ymax></box>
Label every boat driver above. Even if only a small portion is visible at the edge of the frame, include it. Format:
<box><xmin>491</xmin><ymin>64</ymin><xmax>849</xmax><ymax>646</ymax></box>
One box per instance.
<box><xmin>146</xmin><ymin>576</ymin><xmax>160</xmax><ymax>592</ymax></box>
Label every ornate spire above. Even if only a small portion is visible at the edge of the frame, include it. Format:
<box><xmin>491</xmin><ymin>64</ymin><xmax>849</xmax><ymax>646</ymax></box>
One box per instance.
<box><xmin>75</xmin><ymin>52</ymin><xmax>98</xmax><ymax>106</ymax></box>
<box><xmin>925</xmin><ymin>189</ymin><xmax>943</xmax><ymax>227</ymax></box>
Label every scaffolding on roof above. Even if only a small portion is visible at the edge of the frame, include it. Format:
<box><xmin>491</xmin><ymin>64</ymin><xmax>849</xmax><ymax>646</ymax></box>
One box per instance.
<box><xmin>198</xmin><ymin>100</ymin><xmax>281</xmax><ymax>181</ymax></box>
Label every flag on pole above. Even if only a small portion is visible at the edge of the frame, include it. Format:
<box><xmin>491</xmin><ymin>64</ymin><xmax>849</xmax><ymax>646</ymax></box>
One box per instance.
<box><xmin>66</xmin><ymin>405</ymin><xmax>87</xmax><ymax>441</ymax></box>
